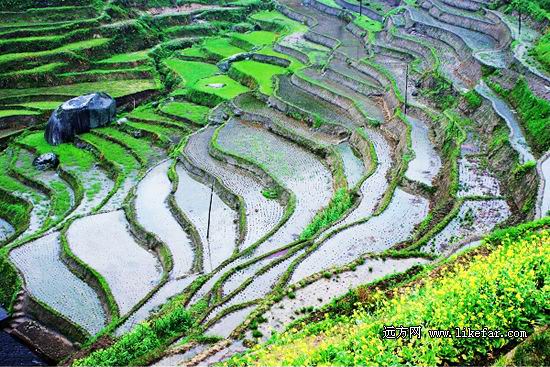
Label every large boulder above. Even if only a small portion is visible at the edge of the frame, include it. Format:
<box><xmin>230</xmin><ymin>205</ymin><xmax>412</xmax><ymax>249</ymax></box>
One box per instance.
<box><xmin>45</xmin><ymin>92</ymin><xmax>116</xmax><ymax>145</ymax></box>
<box><xmin>33</xmin><ymin>153</ymin><xmax>59</xmax><ymax>171</ymax></box>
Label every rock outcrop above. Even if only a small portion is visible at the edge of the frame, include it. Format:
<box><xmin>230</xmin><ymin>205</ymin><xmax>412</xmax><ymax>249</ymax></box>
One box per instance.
<box><xmin>45</xmin><ymin>93</ymin><xmax>116</xmax><ymax>145</ymax></box>
<box><xmin>32</xmin><ymin>153</ymin><xmax>59</xmax><ymax>171</ymax></box>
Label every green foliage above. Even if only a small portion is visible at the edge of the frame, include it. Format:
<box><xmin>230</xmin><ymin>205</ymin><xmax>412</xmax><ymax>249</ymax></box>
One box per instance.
<box><xmin>18</xmin><ymin>132</ymin><xmax>95</xmax><ymax>170</ymax></box>
<box><xmin>261</xmin><ymin>187</ymin><xmax>280</xmax><ymax>200</ymax></box>
<box><xmin>511</xmin><ymin>160</ymin><xmax>536</xmax><ymax>177</ymax></box>
<box><xmin>498</xmin><ymin>0</ymin><xmax>550</xmax><ymax>22</ymax></box>
<box><xmin>250</xmin><ymin>10</ymin><xmax>307</xmax><ymax>34</ymax></box>
<box><xmin>256</xmin><ymin>47</ymin><xmax>304</xmax><ymax>71</ymax></box>
<box><xmin>74</xmin><ymin>303</ymin><xmax>199</xmax><ymax>366</ymax></box>
<box><xmin>227</xmin><ymin>228</ymin><xmax>550</xmax><ymax>366</ymax></box>
<box><xmin>0</xmin><ymin>38</ymin><xmax>110</xmax><ymax>65</ymax></box>
<box><xmin>96</xmin><ymin>128</ymin><xmax>154</xmax><ymax>163</ymax></box>
<box><xmin>0</xmin><ymin>154</ymin><xmax>42</xmax><ymax>203</ymax></box>
<box><xmin>13</xmin><ymin>149</ymin><xmax>73</xmax><ymax>224</ymax></box>
<box><xmin>463</xmin><ymin>90</ymin><xmax>482</xmax><ymax>110</ymax></box>
<box><xmin>441</xmin><ymin>111</ymin><xmax>467</xmax><ymax>196</ymax></box>
<box><xmin>300</xmin><ymin>188</ymin><xmax>353</xmax><ymax>240</ymax></box>
<box><xmin>163</xmin><ymin>58</ymin><xmax>219</xmax><ymax>88</ymax></box>
<box><xmin>0</xmin><ymin>190</ymin><xmax>29</xmax><ymax>238</ymax></box>
<box><xmin>353</xmin><ymin>15</ymin><xmax>383</xmax><ymax>42</ymax></box>
<box><xmin>0</xmin><ymin>109</ymin><xmax>41</xmax><ymax>118</ymax></box>
<box><xmin>97</xmin><ymin>50</ymin><xmax>150</xmax><ymax>64</ymax></box>
<box><xmin>531</xmin><ymin>32</ymin><xmax>550</xmax><ymax>73</ymax></box>
<box><xmin>230</xmin><ymin>30</ymin><xmax>278</xmax><ymax>49</ymax></box>
<box><xmin>191</xmin><ymin>75</ymin><xmax>249</xmax><ymax>101</ymax></box>
<box><xmin>252</xmin><ymin>329</ymin><xmax>263</xmax><ymax>338</ymax></box>
<box><xmin>124</xmin><ymin>121</ymin><xmax>175</xmax><ymax>146</ymax></box>
<box><xmin>0</xmin><ymin>249</ymin><xmax>21</xmax><ymax>310</ymax></box>
<box><xmin>15</xmin><ymin>101</ymin><xmax>63</xmax><ymax>110</ymax></box>
<box><xmin>230</xmin><ymin>60</ymin><xmax>287</xmax><ymax>95</ymax></box>
<box><xmin>128</xmin><ymin>105</ymin><xmax>176</xmax><ymax>124</ymax></box>
<box><xmin>507</xmin><ymin>328</ymin><xmax>550</xmax><ymax>367</ymax></box>
<box><xmin>202</xmin><ymin>37</ymin><xmax>244</xmax><ymax>60</ymax></box>
<box><xmin>488</xmin><ymin>125</ymin><xmax>510</xmax><ymax>151</ymax></box>
<box><xmin>0</xmin><ymin>79</ymin><xmax>159</xmax><ymax>99</ymax></box>
<box><xmin>489</xmin><ymin>78</ymin><xmax>550</xmax><ymax>155</ymax></box>
<box><xmin>422</xmin><ymin>73</ymin><xmax>455</xmax><ymax>110</ymax></box>
<box><xmin>160</xmin><ymin>101</ymin><xmax>210</xmax><ymax>125</ymax></box>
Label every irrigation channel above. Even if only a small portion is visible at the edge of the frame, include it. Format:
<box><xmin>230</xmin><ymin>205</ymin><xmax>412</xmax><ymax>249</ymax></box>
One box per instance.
<box><xmin>0</xmin><ymin>0</ymin><xmax>546</xmax><ymax>365</ymax></box>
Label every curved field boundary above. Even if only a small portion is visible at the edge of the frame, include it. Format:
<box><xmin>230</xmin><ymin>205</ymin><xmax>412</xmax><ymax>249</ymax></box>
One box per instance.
<box><xmin>9</xmin><ymin>232</ymin><xmax>106</xmax><ymax>338</ymax></box>
<box><xmin>133</xmin><ymin>159</ymin><xmax>196</xmax><ymax>277</ymax></box>
<box><xmin>66</xmin><ymin>211</ymin><xmax>163</xmax><ymax>316</ymax></box>
<box><xmin>536</xmin><ymin>151</ymin><xmax>550</xmax><ymax>219</ymax></box>
<box><xmin>333</xmin><ymin>0</ymin><xmax>383</xmax><ymax>21</ymax></box>
<box><xmin>0</xmin><ymin>187</ymin><xmax>31</xmax><ymax>246</ymax></box>
<box><xmin>421</xmin><ymin>0</ymin><xmax>511</xmax><ymax>47</ymax></box>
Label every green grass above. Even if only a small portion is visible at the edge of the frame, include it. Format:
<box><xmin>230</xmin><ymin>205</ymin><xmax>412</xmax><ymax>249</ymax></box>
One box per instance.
<box><xmin>96</xmin><ymin>50</ymin><xmax>150</xmax><ymax>64</ymax></box>
<box><xmin>178</xmin><ymin>46</ymin><xmax>207</xmax><ymax>60</ymax></box>
<box><xmin>0</xmin><ymin>154</ymin><xmax>42</xmax><ymax>203</ymax></box>
<box><xmin>192</xmin><ymin>75</ymin><xmax>249</xmax><ymax>100</ymax></box>
<box><xmin>227</xmin><ymin>228</ymin><xmax>550</xmax><ymax>366</ymax></box>
<box><xmin>128</xmin><ymin>105</ymin><xmax>179</xmax><ymax>124</ymax></box>
<box><xmin>230</xmin><ymin>60</ymin><xmax>287</xmax><ymax>95</ymax></box>
<box><xmin>255</xmin><ymin>47</ymin><xmax>304</xmax><ymax>71</ymax></box>
<box><xmin>499</xmin><ymin>0</ymin><xmax>550</xmax><ymax>22</ymax></box>
<box><xmin>230</xmin><ymin>31</ymin><xmax>278</xmax><ymax>48</ymax></box>
<box><xmin>0</xmin><ymin>197</ymin><xmax>27</xmax><ymax>230</ymax></box>
<box><xmin>299</xmin><ymin>188</ymin><xmax>353</xmax><ymax>240</ymax></box>
<box><xmin>496</xmin><ymin>328</ymin><xmax>550</xmax><ymax>367</ymax></box>
<box><xmin>18</xmin><ymin>132</ymin><xmax>95</xmax><ymax>170</ymax></box>
<box><xmin>531</xmin><ymin>32</ymin><xmax>550</xmax><ymax>73</ymax></box>
<box><xmin>463</xmin><ymin>90</ymin><xmax>482</xmax><ymax>110</ymax></box>
<box><xmin>58</xmin><ymin>66</ymin><xmax>151</xmax><ymax>78</ymax></box>
<box><xmin>250</xmin><ymin>10</ymin><xmax>307</xmax><ymax>34</ymax></box>
<box><xmin>15</xmin><ymin>149</ymin><xmax>72</xmax><ymax>224</ymax></box>
<box><xmin>0</xmin><ymin>38</ymin><xmax>110</xmax><ymax>65</ymax></box>
<box><xmin>0</xmin><ymin>79</ymin><xmax>159</xmax><ymax>100</ymax></box>
<box><xmin>0</xmin><ymin>34</ymin><xmax>62</xmax><ymax>46</ymax></box>
<box><xmin>125</xmin><ymin>121</ymin><xmax>178</xmax><ymax>143</ymax></box>
<box><xmin>74</xmin><ymin>301</ymin><xmax>207</xmax><ymax>366</ymax></box>
<box><xmin>0</xmin><ymin>62</ymin><xmax>65</xmax><ymax>76</ymax></box>
<box><xmin>488</xmin><ymin>78</ymin><xmax>550</xmax><ymax>155</ymax></box>
<box><xmin>164</xmin><ymin>58</ymin><xmax>219</xmax><ymax>87</ymax></box>
<box><xmin>353</xmin><ymin>15</ymin><xmax>383</xmax><ymax>42</ymax></box>
<box><xmin>80</xmin><ymin>133</ymin><xmax>140</xmax><ymax>177</ymax></box>
<box><xmin>95</xmin><ymin>127</ymin><xmax>154</xmax><ymax>164</ymax></box>
<box><xmin>316</xmin><ymin>0</ymin><xmax>340</xmax><ymax>8</ymax></box>
<box><xmin>0</xmin><ymin>109</ymin><xmax>41</xmax><ymax>118</ymax></box>
<box><xmin>14</xmin><ymin>101</ymin><xmax>63</xmax><ymax>110</ymax></box>
<box><xmin>159</xmin><ymin>101</ymin><xmax>209</xmax><ymax>125</ymax></box>
<box><xmin>202</xmin><ymin>37</ymin><xmax>244</xmax><ymax>59</ymax></box>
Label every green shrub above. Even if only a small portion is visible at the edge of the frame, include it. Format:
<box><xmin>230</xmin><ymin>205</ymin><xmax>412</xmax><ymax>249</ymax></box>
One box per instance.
<box><xmin>261</xmin><ymin>187</ymin><xmax>280</xmax><ymax>200</ymax></box>
<box><xmin>299</xmin><ymin>189</ymin><xmax>353</xmax><ymax>240</ymax></box>
<box><xmin>489</xmin><ymin>78</ymin><xmax>550</xmax><ymax>155</ymax></box>
<box><xmin>531</xmin><ymin>32</ymin><xmax>550</xmax><ymax>73</ymax></box>
<box><xmin>0</xmin><ymin>250</ymin><xmax>21</xmax><ymax>310</ymax></box>
<box><xmin>463</xmin><ymin>90</ymin><xmax>482</xmax><ymax>110</ymax></box>
<box><xmin>74</xmin><ymin>303</ymin><xmax>198</xmax><ymax>366</ymax></box>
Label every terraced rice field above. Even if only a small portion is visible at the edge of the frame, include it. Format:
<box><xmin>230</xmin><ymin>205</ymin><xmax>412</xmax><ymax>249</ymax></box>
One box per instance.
<box><xmin>135</xmin><ymin>160</ymin><xmax>195</xmax><ymax>278</ymax></box>
<box><xmin>9</xmin><ymin>233</ymin><xmax>107</xmax><ymax>335</ymax></box>
<box><xmin>216</xmin><ymin>119</ymin><xmax>333</xmax><ymax>255</ymax></box>
<box><xmin>66</xmin><ymin>211</ymin><xmax>162</xmax><ymax>315</ymax></box>
<box><xmin>174</xmin><ymin>164</ymin><xmax>238</xmax><ymax>272</ymax></box>
<box><xmin>0</xmin><ymin>0</ymin><xmax>547</xmax><ymax>365</ymax></box>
